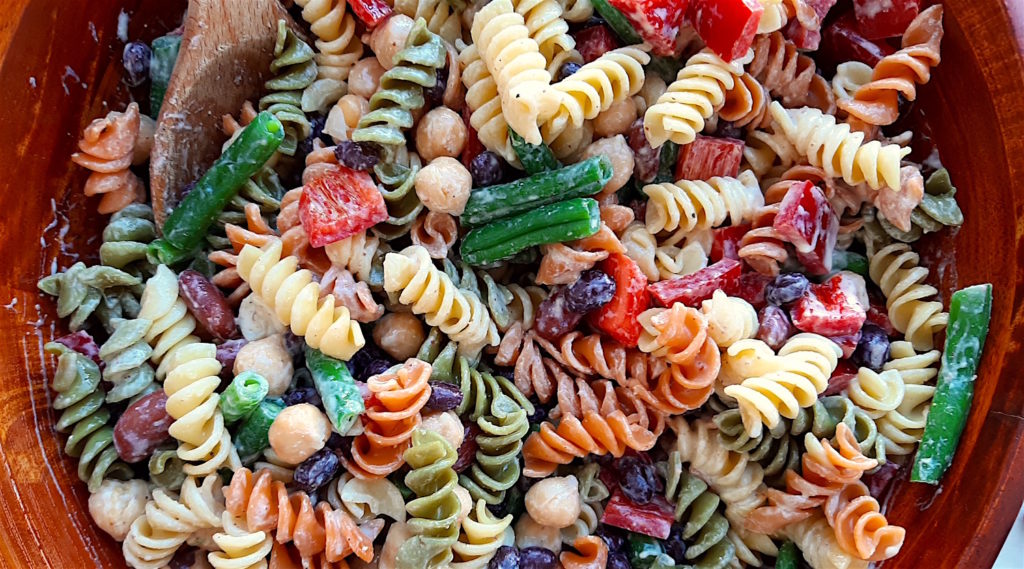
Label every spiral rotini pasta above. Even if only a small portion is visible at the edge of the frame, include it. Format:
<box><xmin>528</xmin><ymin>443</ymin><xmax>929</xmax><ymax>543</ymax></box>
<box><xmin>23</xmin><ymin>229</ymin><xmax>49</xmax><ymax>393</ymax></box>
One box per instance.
<box><xmin>410</xmin><ymin>210</ymin><xmax>459</xmax><ymax>260</ymax></box>
<box><xmin>209</xmin><ymin>166</ymin><xmax>284</xmax><ymax>252</ymax></box>
<box><xmin>746</xmin><ymin>423</ymin><xmax>876</xmax><ymax>534</ymax></box>
<box><xmin>561</xmin><ymin>463</ymin><xmax>608</xmax><ymax>545</ymax></box>
<box><xmin>292</xmin><ymin>0</ymin><xmax>364</xmax><ymax>110</ymax></box>
<box><xmin>343</xmin><ymin>358</ymin><xmax>432</xmax><ymax>479</ymax></box>
<box><xmin>824</xmin><ymin>481</ymin><xmax>906</xmax><ymax>561</ymax></box>
<box><xmin>782</xmin><ymin>514</ymin><xmax>869</xmax><ymax>569</ymax></box>
<box><xmin>72</xmin><ymin>102</ymin><xmax>147</xmax><ymax>214</ymax></box>
<box><xmin>123</xmin><ymin>476</ymin><xmax>224</xmax><ymax>569</ymax></box>
<box><xmin>720</xmin><ymin>72</ymin><xmax>772</xmax><ymax>130</ymax></box>
<box><xmin>700</xmin><ymin>290</ymin><xmax>759</xmax><ymax>349</ymax></box>
<box><xmin>845</xmin><ymin>367</ymin><xmax>905</xmax><ymax>421</ymax></box>
<box><xmin>396</xmin><ymin>0</ymin><xmax>463</xmax><ymax>43</ymax></box>
<box><xmin>100</xmin><ymin>203</ymin><xmax>158</xmax><ymax>278</ymax></box>
<box><xmin>660</xmin><ymin>450</ymin><xmax>738</xmax><ymax>568</ymax></box>
<box><xmin>492</xmin><ymin>324</ymin><xmax>559</xmax><ymax>402</ymax></box>
<box><xmin>38</xmin><ymin>262</ymin><xmax>141</xmax><ymax>333</ymax></box>
<box><xmin>384</xmin><ymin>245</ymin><xmax>499</xmax><ymax>355</ymax></box>
<box><xmin>471</xmin><ymin>0</ymin><xmax>557</xmax><ymax>145</ymax></box>
<box><xmin>325</xmin><ymin>230</ymin><xmax>384</xmax><ymax>289</ymax></box>
<box><xmin>875</xmin><ymin>343</ymin><xmax>937</xmax><ymax>457</ymax></box>
<box><xmin>137</xmin><ymin>265</ymin><xmax>199</xmax><ymax>377</ymax></box>
<box><xmin>669</xmin><ymin>418</ymin><xmax>777</xmax><ymax>560</ymax></box>
<box><xmin>557</xmin><ymin>0</ymin><xmax>592</xmax><ymax>22</ymax></box>
<box><xmin>374</xmin><ymin>153</ymin><xmax>427</xmax><ymax>240</ymax></box>
<box><xmin>353</xmin><ymin>18</ymin><xmax>447</xmax><ymax>157</ymax></box>
<box><xmin>443</xmin><ymin>260</ymin><xmax>546</xmax><ymax>333</ymax></box>
<box><xmin>742</xmin><ymin>125</ymin><xmax>801</xmax><ymax>177</ymax></box>
<box><xmin>208</xmin><ymin>512</ymin><xmax>274</xmax><ymax>569</ymax></box>
<box><xmin>259</xmin><ymin>20</ymin><xmax>318</xmax><ymax>156</ymax></box>
<box><xmin>643</xmin><ymin>48</ymin><xmax>751</xmax><ymax>147</ymax></box>
<box><xmin>460</xmin><ymin>391</ymin><xmax>530</xmax><ymax>504</ymax></box>
<box><xmin>237</xmin><ymin>240</ymin><xmax>366</xmax><ymax>360</ymax></box>
<box><xmin>325</xmin><ymin>473</ymin><xmax>407</xmax><ymax>523</ymax></box>
<box><xmin>399</xmin><ymin>429</ymin><xmax>462</xmax><ymax>568</ymax></box>
<box><xmin>869</xmin><ymin>243</ymin><xmax>948</xmax><ymax>351</ymax></box>
<box><xmin>631</xmin><ymin>304</ymin><xmax>720</xmax><ymax>415</ymax></box>
<box><xmin>100</xmin><ymin>317</ymin><xmax>158</xmax><ymax>403</ymax></box>
<box><xmin>643</xmin><ymin>170</ymin><xmax>763</xmax><ymax>246</ymax></box>
<box><xmin>559</xmin><ymin>536</ymin><xmax>608</xmax><ymax>569</ymax></box>
<box><xmin>45</xmin><ymin>342</ymin><xmax>132</xmax><ymax>492</ymax></box>
<box><xmin>714</xmin><ymin>407</ymin><xmax>801</xmax><ymax>487</ymax></box>
<box><xmin>513</xmin><ymin>0</ymin><xmax>578</xmax><ymax>75</ymax></box>
<box><xmin>621</xmin><ymin>221</ymin><xmax>660</xmax><ymax>281</ymax></box>
<box><xmin>839</xmin><ymin>6</ymin><xmax>944</xmax><ymax>126</ymax></box>
<box><xmin>543</xmin><ymin>46</ymin><xmax>649</xmax><ymax>140</ymax></box>
<box><xmin>460</xmin><ymin>43</ymin><xmax>517</xmax><ymax>163</ymax></box>
<box><xmin>749</xmin><ymin>32</ymin><xmax>835</xmax><ymax>113</ymax></box>
<box><xmin>523</xmin><ymin>374</ymin><xmax>665</xmax><ymax>477</ymax></box>
<box><xmin>832</xmin><ymin>62</ymin><xmax>874</xmax><ymax>103</ymax></box>
<box><xmin>723</xmin><ymin>333</ymin><xmax>842</xmax><ymax>437</ymax></box>
<box><xmin>769</xmin><ymin>102</ymin><xmax>911</xmax><ymax>191</ymax></box>
<box><xmin>532</xmin><ymin>331</ymin><xmax>633</xmax><ymax>383</ymax></box>
<box><xmin>320</xmin><ymin>266</ymin><xmax>384</xmax><ymax>323</ymax></box>
<box><xmin>451</xmin><ymin>499</ymin><xmax>514</xmax><ymax>568</ymax></box>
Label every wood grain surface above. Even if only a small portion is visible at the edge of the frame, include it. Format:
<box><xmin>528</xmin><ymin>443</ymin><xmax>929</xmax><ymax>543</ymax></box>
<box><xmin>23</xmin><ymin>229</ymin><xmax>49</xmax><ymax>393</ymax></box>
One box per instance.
<box><xmin>0</xmin><ymin>1</ymin><xmax>1022</xmax><ymax>568</ymax></box>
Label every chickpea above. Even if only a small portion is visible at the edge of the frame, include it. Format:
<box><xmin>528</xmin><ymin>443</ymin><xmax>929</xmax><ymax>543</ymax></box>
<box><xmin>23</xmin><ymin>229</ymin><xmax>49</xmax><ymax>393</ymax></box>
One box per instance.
<box><xmin>420</xmin><ymin>410</ymin><xmax>464</xmax><ymax>450</ymax></box>
<box><xmin>415</xmin><ymin>107</ymin><xmax>468</xmax><ymax>161</ymax></box>
<box><xmin>454</xmin><ymin>485</ymin><xmax>473</xmax><ymax>523</ymax></box>
<box><xmin>594</xmin><ymin>98</ymin><xmax>638</xmax><ymax>138</ymax></box>
<box><xmin>635</xmin><ymin>75</ymin><xmax>667</xmax><ymax>114</ymax></box>
<box><xmin>373</xmin><ymin>312</ymin><xmax>426</xmax><ymax>361</ymax></box>
<box><xmin>524</xmin><ymin>475</ymin><xmax>581</xmax><ymax>529</ymax></box>
<box><xmin>349</xmin><ymin>57</ymin><xmax>386</xmax><ymax>99</ymax></box>
<box><xmin>268</xmin><ymin>403</ymin><xmax>331</xmax><ymax>465</ymax></box>
<box><xmin>371</xmin><ymin>15</ymin><xmax>414</xmax><ymax>70</ymax></box>
<box><xmin>88</xmin><ymin>479</ymin><xmax>150</xmax><ymax>541</ymax></box>
<box><xmin>414</xmin><ymin>157</ymin><xmax>472</xmax><ymax>215</ymax></box>
<box><xmin>582</xmin><ymin>135</ymin><xmax>634</xmax><ymax>196</ymax></box>
<box><xmin>233</xmin><ymin>334</ymin><xmax>294</xmax><ymax>396</ymax></box>
<box><xmin>238</xmin><ymin>293</ymin><xmax>286</xmax><ymax>341</ymax></box>
<box><xmin>514</xmin><ymin>512</ymin><xmax>562</xmax><ymax>551</ymax></box>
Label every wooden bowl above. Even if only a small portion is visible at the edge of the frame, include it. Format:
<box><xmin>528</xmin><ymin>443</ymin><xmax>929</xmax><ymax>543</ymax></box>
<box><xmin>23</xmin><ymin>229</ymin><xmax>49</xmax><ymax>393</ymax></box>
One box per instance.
<box><xmin>1</xmin><ymin>1</ymin><xmax>1022</xmax><ymax>567</ymax></box>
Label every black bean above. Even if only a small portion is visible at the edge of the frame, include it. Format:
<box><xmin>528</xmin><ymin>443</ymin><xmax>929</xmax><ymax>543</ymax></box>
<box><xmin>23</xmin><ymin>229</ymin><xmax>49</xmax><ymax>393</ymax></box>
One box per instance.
<box><xmin>519</xmin><ymin>547</ymin><xmax>558</xmax><ymax>569</ymax></box>
<box><xmin>852</xmin><ymin>323</ymin><xmax>891</xmax><ymax>372</ymax></box>
<box><xmin>765</xmin><ymin>272</ymin><xmax>811</xmax><ymax>306</ymax></box>
<box><xmin>565</xmin><ymin>269</ymin><xmax>616</xmax><ymax>314</ymax></box>
<box><xmin>470</xmin><ymin>151</ymin><xmax>504</xmax><ymax>187</ymax></box>
<box><xmin>282</xmin><ymin>386</ymin><xmax>323</xmax><ymax>408</ymax></box>
<box><xmin>616</xmin><ymin>456</ymin><xmax>657</xmax><ymax>505</ymax></box>
<box><xmin>556</xmin><ymin>61</ymin><xmax>582</xmax><ymax>82</ymax></box>
<box><xmin>664</xmin><ymin>523</ymin><xmax>688</xmax><ymax>562</ymax></box>
<box><xmin>488</xmin><ymin>546</ymin><xmax>520</xmax><ymax>569</ymax></box>
<box><xmin>122</xmin><ymin>41</ymin><xmax>152</xmax><ymax>87</ymax></box>
<box><xmin>334</xmin><ymin>140</ymin><xmax>380</xmax><ymax>171</ymax></box>
<box><xmin>607</xmin><ymin>551</ymin><xmax>630</xmax><ymax>569</ymax></box>
<box><xmin>426</xmin><ymin>380</ymin><xmax>464</xmax><ymax>411</ymax></box>
<box><xmin>293</xmin><ymin>449</ymin><xmax>341</xmax><ymax>493</ymax></box>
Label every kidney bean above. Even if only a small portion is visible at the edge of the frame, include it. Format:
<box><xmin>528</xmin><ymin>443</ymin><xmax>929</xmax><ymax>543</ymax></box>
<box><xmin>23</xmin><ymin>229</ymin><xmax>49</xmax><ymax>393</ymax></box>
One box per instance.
<box><xmin>54</xmin><ymin>330</ymin><xmax>103</xmax><ymax>369</ymax></box>
<box><xmin>627</xmin><ymin>119</ymin><xmax>660</xmax><ymax>183</ymax></box>
<box><xmin>454</xmin><ymin>422</ymin><xmax>480</xmax><ymax>473</ymax></box>
<box><xmin>178</xmin><ymin>269</ymin><xmax>237</xmax><ymax>341</ymax></box>
<box><xmin>216</xmin><ymin>338</ymin><xmax>248</xmax><ymax>379</ymax></box>
<box><xmin>426</xmin><ymin>380</ymin><xmax>463</xmax><ymax>411</ymax></box>
<box><xmin>114</xmin><ymin>390</ymin><xmax>174</xmax><ymax>463</ymax></box>
<box><xmin>757</xmin><ymin>305</ymin><xmax>793</xmax><ymax>351</ymax></box>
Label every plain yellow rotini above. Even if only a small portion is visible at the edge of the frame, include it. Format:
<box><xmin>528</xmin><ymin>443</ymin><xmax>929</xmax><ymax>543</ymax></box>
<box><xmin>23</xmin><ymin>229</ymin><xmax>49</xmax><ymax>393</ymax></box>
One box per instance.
<box><xmin>451</xmin><ymin>499</ymin><xmax>515</xmax><ymax>569</ymax></box>
<box><xmin>324</xmin><ymin>230</ymin><xmax>383</xmax><ymax>285</ymax></box>
<box><xmin>292</xmin><ymin>0</ymin><xmax>364</xmax><ymax>110</ymax></box>
<box><xmin>208</xmin><ymin>512</ymin><xmax>274</xmax><ymax>569</ymax></box>
<box><xmin>643</xmin><ymin>48</ymin><xmax>751</xmax><ymax>147</ymax></box>
<box><xmin>395</xmin><ymin>0</ymin><xmax>463</xmax><ymax>43</ymax></box>
<box><xmin>868</xmin><ymin>243</ymin><xmax>948</xmax><ymax>351</ymax></box>
<box><xmin>832</xmin><ymin>61</ymin><xmax>874</xmax><ymax>102</ymax></box>
<box><xmin>543</xmin><ymin>46</ymin><xmax>650</xmax><ymax>142</ymax></box>
<box><xmin>654</xmin><ymin>241</ymin><xmax>708</xmax><ymax>281</ymax></box>
<box><xmin>557</xmin><ymin>0</ymin><xmax>593</xmax><ymax>22</ymax></box>
<box><xmin>769</xmin><ymin>102</ymin><xmax>911</xmax><ymax>190</ymax></box>
<box><xmin>138</xmin><ymin>265</ymin><xmax>200</xmax><ymax>378</ymax></box>
<box><xmin>620</xmin><ymin>222</ymin><xmax>659</xmax><ymax>281</ymax></box>
<box><xmin>782</xmin><ymin>514</ymin><xmax>869</xmax><ymax>569</ymax></box>
<box><xmin>742</xmin><ymin>126</ymin><xmax>800</xmax><ymax>177</ymax></box>
<box><xmin>383</xmin><ymin>245</ymin><xmax>500</xmax><ymax>355</ymax></box>
<box><xmin>669</xmin><ymin>418</ymin><xmax>778</xmax><ymax>561</ymax></box>
<box><xmin>718</xmin><ymin>338</ymin><xmax>779</xmax><ymax>387</ymax></box>
<box><xmin>642</xmin><ymin>170</ymin><xmax>764</xmax><ymax>246</ymax></box>
<box><xmin>237</xmin><ymin>240</ymin><xmax>366</xmax><ymax>360</ymax></box>
<box><xmin>123</xmin><ymin>476</ymin><xmax>224</xmax><ymax>569</ymax></box>
<box><xmin>757</xmin><ymin>0</ymin><xmax>788</xmax><ymax>33</ymax></box>
<box><xmin>459</xmin><ymin>43</ymin><xmax>518</xmax><ymax>163</ymax></box>
<box><xmin>471</xmin><ymin>0</ymin><xmax>557</xmax><ymax>145</ymax></box>
<box><xmin>846</xmin><ymin>367</ymin><xmax>905</xmax><ymax>420</ymax></box>
<box><xmin>164</xmin><ymin>342</ymin><xmax>242</xmax><ymax>475</ymax></box>
<box><xmin>723</xmin><ymin>333</ymin><xmax>841</xmax><ymax>437</ymax></box>
<box><xmin>876</xmin><ymin>341</ymin><xmax>938</xmax><ymax>456</ymax></box>
<box><xmin>700</xmin><ymin>290</ymin><xmax>758</xmax><ymax>348</ymax></box>
<box><xmin>513</xmin><ymin>0</ymin><xmax>579</xmax><ymax>75</ymax></box>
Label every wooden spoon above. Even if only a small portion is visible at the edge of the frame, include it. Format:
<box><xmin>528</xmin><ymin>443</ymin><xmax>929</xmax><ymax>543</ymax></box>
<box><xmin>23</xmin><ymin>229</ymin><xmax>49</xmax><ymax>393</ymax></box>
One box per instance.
<box><xmin>150</xmin><ymin>0</ymin><xmax>294</xmax><ymax>228</ymax></box>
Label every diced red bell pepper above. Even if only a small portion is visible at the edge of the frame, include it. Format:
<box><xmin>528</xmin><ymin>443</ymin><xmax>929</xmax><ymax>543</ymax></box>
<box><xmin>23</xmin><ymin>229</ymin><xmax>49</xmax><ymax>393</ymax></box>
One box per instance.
<box><xmin>573</xmin><ymin>24</ymin><xmax>622</xmax><ymax>63</ymax></box>
<box><xmin>300</xmin><ymin>164</ymin><xmax>389</xmax><ymax>247</ymax></box>
<box><xmin>784</xmin><ymin>19</ymin><xmax>822</xmax><ymax>51</ymax></box>
<box><xmin>54</xmin><ymin>330</ymin><xmax>102</xmax><ymax>369</ymax></box>
<box><xmin>866</xmin><ymin>299</ymin><xmax>895</xmax><ymax>336</ymax></box>
<box><xmin>711</xmin><ymin>224</ymin><xmax>750</xmax><ymax>262</ymax></box>
<box><xmin>774</xmin><ymin>181</ymin><xmax>839</xmax><ymax>275</ymax></box>
<box><xmin>727</xmin><ymin>270</ymin><xmax>772</xmax><ymax>309</ymax></box>
<box><xmin>601</xmin><ymin>489</ymin><xmax>675</xmax><ymax>539</ymax></box>
<box><xmin>687</xmin><ymin>0</ymin><xmax>764</xmax><ymax>62</ymax></box>
<box><xmin>822</xmin><ymin>12</ymin><xmax>896</xmax><ymax>68</ymax></box>
<box><xmin>825</xmin><ymin>359</ymin><xmax>859</xmax><ymax>395</ymax></box>
<box><xmin>589</xmin><ymin>253</ymin><xmax>649</xmax><ymax>347</ymax></box>
<box><xmin>790</xmin><ymin>273</ymin><xmax>867</xmax><ymax>336</ymax></box>
<box><xmin>608</xmin><ymin>0</ymin><xmax>688</xmax><ymax>56</ymax></box>
<box><xmin>350</xmin><ymin>0</ymin><xmax>392</xmax><ymax>28</ymax></box>
<box><xmin>648</xmin><ymin>258</ymin><xmax>742</xmax><ymax>308</ymax></box>
<box><xmin>829</xmin><ymin>331</ymin><xmax>862</xmax><ymax>359</ymax></box>
<box><xmin>675</xmin><ymin>136</ymin><xmax>744</xmax><ymax>180</ymax></box>
<box><xmin>854</xmin><ymin>0</ymin><xmax>920</xmax><ymax>40</ymax></box>
<box><xmin>460</xmin><ymin>106</ymin><xmax>485</xmax><ymax>171</ymax></box>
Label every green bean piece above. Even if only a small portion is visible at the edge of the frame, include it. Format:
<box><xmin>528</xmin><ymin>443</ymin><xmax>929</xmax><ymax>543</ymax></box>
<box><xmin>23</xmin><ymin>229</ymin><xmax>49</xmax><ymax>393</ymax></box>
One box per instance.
<box><xmin>461</xmin><ymin>198</ymin><xmax>601</xmax><ymax>265</ymax></box>
<box><xmin>655</xmin><ymin>141</ymin><xmax>679</xmax><ymax>183</ymax></box>
<box><xmin>306</xmin><ymin>347</ymin><xmax>365</xmax><ymax>434</ymax></box>
<box><xmin>509</xmin><ymin>129</ymin><xmax>560</xmax><ymax>174</ymax></box>
<box><xmin>911</xmin><ymin>284</ymin><xmax>993</xmax><ymax>484</ymax></box>
<box><xmin>235</xmin><ymin>399</ymin><xmax>285</xmax><ymax>463</ymax></box>
<box><xmin>149</xmin><ymin>34</ymin><xmax>182</xmax><ymax>118</ymax></box>
<box><xmin>591</xmin><ymin>0</ymin><xmax>643</xmax><ymax>44</ymax></box>
<box><xmin>461</xmin><ymin>156</ymin><xmax>611</xmax><ymax>226</ymax></box>
<box><xmin>832</xmin><ymin>250</ymin><xmax>869</xmax><ymax>276</ymax></box>
<box><xmin>149</xmin><ymin>112</ymin><xmax>285</xmax><ymax>265</ymax></box>
<box><xmin>220</xmin><ymin>371</ymin><xmax>269</xmax><ymax>423</ymax></box>
<box><xmin>776</xmin><ymin>541</ymin><xmax>800</xmax><ymax>569</ymax></box>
